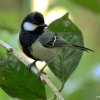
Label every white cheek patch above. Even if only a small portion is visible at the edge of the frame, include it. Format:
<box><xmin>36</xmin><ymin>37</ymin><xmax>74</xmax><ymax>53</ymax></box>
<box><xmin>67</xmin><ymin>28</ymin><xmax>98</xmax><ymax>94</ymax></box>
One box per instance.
<box><xmin>23</xmin><ymin>22</ymin><xmax>37</xmax><ymax>31</ymax></box>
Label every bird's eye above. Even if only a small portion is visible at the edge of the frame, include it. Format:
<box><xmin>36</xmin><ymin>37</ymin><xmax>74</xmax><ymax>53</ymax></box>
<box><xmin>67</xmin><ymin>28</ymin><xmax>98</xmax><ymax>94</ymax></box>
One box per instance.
<box><xmin>32</xmin><ymin>20</ymin><xmax>36</xmax><ymax>24</ymax></box>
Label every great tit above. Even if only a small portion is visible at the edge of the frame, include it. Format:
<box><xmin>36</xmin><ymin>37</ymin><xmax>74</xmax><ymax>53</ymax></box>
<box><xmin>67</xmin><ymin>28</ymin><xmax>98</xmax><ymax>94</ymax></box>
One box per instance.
<box><xmin>19</xmin><ymin>12</ymin><xmax>93</xmax><ymax>73</ymax></box>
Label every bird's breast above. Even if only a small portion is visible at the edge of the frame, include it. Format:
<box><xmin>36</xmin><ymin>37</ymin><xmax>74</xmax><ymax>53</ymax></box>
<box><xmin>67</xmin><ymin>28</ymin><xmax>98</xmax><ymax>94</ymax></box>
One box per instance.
<box><xmin>30</xmin><ymin>41</ymin><xmax>61</xmax><ymax>63</ymax></box>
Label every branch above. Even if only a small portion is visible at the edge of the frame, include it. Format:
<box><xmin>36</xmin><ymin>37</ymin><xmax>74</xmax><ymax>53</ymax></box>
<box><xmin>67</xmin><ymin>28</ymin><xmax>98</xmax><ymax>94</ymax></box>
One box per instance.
<box><xmin>0</xmin><ymin>39</ymin><xmax>64</xmax><ymax>100</ymax></box>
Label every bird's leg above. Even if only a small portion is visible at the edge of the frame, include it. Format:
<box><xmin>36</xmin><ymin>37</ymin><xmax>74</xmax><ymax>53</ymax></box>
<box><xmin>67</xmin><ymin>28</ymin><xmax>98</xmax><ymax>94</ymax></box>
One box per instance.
<box><xmin>39</xmin><ymin>64</ymin><xmax>47</xmax><ymax>74</ymax></box>
<box><xmin>28</xmin><ymin>61</ymin><xmax>47</xmax><ymax>82</ymax></box>
<box><xmin>37</xmin><ymin>64</ymin><xmax>47</xmax><ymax>80</ymax></box>
<box><xmin>27</xmin><ymin>60</ymin><xmax>37</xmax><ymax>72</ymax></box>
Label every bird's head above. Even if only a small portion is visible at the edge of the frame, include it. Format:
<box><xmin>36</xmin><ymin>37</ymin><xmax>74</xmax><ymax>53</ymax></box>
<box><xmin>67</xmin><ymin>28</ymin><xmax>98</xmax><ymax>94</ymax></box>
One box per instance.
<box><xmin>21</xmin><ymin>12</ymin><xmax>47</xmax><ymax>31</ymax></box>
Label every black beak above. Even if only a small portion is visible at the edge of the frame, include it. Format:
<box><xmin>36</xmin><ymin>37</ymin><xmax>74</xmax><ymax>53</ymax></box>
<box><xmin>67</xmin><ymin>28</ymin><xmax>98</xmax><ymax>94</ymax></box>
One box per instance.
<box><xmin>40</xmin><ymin>24</ymin><xmax>47</xmax><ymax>27</ymax></box>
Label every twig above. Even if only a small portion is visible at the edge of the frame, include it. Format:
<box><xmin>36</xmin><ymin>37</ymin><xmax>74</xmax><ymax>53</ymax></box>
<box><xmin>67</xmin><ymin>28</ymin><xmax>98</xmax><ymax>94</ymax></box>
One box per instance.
<box><xmin>0</xmin><ymin>39</ymin><xmax>64</xmax><ymax>100</ymax></box>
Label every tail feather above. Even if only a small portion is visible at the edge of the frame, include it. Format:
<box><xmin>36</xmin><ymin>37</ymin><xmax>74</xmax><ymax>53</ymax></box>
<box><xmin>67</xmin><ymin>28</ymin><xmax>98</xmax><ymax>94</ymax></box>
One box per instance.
<box><xmin>72</xmin><ymin>44</ymin><xmax>94</xmax><ymax>52</ymax></box>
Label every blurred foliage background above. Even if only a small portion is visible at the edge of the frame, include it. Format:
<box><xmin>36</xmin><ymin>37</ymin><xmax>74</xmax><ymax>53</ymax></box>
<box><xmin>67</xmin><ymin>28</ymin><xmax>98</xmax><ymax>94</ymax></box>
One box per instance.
<box><xmin>0</xmin><ymin>0</ymin><xmax>100</xmax><ymax>100</ymax></box>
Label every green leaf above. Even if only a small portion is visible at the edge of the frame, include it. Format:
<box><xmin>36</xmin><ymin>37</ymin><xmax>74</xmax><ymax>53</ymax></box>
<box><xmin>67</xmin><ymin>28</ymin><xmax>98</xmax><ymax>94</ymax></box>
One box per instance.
<box><xmin>71</xmin><ymin>0</ymin><xmax>100</xmax><ymax>13</ymax></box>
<box><xmin>0</xmin><ymin>48</ymin><xmax>46</xmax><ymax>100</ymax></box>
<box><xmin>48</xmin><ymin>13</ymin><xmax>84</xmax><ymax>85</ymax></box>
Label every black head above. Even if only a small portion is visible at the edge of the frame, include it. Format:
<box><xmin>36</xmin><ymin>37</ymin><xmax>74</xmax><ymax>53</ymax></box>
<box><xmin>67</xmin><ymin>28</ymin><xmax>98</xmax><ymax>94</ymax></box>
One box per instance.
<box><xmin>21</xmin><ymin>12</ymin><xmax>47</xmax><ymax>31</ymax></box>
<box><xmin>24</xmin><ymin>12</ymin><xmax>45</xmax><ymax>25</ymax></box>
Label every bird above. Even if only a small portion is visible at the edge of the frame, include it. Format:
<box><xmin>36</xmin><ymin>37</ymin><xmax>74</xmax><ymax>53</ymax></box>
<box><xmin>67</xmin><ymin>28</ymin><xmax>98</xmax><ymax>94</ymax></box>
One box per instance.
<box><xmin>18</xmin><ymin>12</ymin><xmax>94</xmax><ymax>75</ymax></box>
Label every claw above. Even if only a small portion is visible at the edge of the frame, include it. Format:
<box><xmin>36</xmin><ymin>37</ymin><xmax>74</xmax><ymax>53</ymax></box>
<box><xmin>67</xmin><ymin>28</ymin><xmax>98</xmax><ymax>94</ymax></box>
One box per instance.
<box><xmin>27</xmin><ymin>61</ymin><xmax>36</xmax><ymax>72</ymax></box>
<box><xmin>27</xmin><ymin>61</ymin><xmax>47</xmax><ymax>84</ymax></box>
<box><xmin>37</xmin><ymin>64</ymin><xmax>47</xmax><ymax>80</ymax></box>
<box><xmin>37</xmin><ymin>70</ymin><xmax>47</xmax><ymax>83</ymax></box>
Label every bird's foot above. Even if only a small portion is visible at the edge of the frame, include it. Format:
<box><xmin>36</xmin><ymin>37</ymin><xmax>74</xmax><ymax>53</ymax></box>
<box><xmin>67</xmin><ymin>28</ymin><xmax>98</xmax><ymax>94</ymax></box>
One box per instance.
<box><xmin>37</xmin><ymin>70</ymin><xmax>47</xmax><ymax>83</ymax></box>
<box><xmin>27</xmin><ymin>61</ymin><xmax>36</xmax><ymax>72</ymax></box>
<box><xmin>28</xmin><ymin>61</ymin><xmax>47</xmax><ymax>83</ymax></box>
<box><xmin>37</xmin><ymin>64</ymin><xmax>47</xmax><ymax>80</ymax></box>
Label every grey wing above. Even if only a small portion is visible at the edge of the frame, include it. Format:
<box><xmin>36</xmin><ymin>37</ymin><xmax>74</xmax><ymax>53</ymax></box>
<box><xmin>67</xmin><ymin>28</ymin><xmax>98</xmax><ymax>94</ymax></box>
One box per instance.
<box><xmin>39</xmin><ymin>28</ymin><xmax>70</xmax><ymax>48</ymax></box>
<box><xmin>39</xmin><ymin>29</ymin><xmax>94</xmax><ymax>52</ymax></box>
